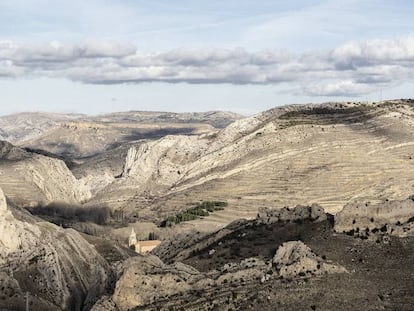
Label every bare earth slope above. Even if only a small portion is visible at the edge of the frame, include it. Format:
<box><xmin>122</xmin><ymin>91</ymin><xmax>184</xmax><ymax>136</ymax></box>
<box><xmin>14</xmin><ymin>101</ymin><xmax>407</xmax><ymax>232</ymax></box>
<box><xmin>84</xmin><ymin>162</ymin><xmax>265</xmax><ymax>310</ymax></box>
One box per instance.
<box><xmin>89</xmin><ymin>100</ymin><xmax>414</xmax><ymax>231</ymax></box>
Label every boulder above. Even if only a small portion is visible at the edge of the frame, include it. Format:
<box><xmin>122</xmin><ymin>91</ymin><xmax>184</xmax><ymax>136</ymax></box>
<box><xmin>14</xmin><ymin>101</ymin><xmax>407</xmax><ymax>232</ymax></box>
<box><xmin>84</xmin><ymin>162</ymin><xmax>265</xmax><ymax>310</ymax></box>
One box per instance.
<box><xmin>112</xmin><ymin>255</ymin><xmax>203</xmax><ymax>310</ymax></box>
<box><xmin>273</xmin><ymin>241</ymin><xmax>347</xmax><ymax>278</ymax></box>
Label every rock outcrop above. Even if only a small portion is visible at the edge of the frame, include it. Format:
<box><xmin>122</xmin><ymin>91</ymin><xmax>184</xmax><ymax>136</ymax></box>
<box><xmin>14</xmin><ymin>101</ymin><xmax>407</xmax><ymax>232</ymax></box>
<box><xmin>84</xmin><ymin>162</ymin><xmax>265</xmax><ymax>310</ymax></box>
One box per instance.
<box><xmin>100</xmin><ymin>239</ymin><xmax>347</xmax><ymax>310</ymax></box>
<box><xmin>0</xmin><ymin>140</ymin><xmax>31</xmax><ymax>160</ymax></box>
<box><xmin>0</xmin><ymin>187</ymin><xmax>117</xmax><ymax>311</ymax></box>
<box><xmin>0</xmin><ymin>141</ymin><xmax>90</xmax><ymax>206</ymax></box>
<box><xmin>273</xmin><ymin>241</ymin><xmax>347</xmax><ymax>278</ymax></box>
<box><xmin>122</xmin><ymin>136</ymin><xmax>200</xmax><ymax>191</ymax></box>
<box><xmin>0</xmin><ymin>187</ymin><xmax>40</xmax><ymax>259</ymax></box>
<box><xmin>334</xmin><ymin>198</ymin><xmax>414</xmax><ymax>237</ymax></box>
<box><xmin>111</xmin><ymin>255</ymin><xmax>206</xmax><ymax>310</ymax></box>
<box><xmin>102</xmin><ymin>253</ymin><xmax>271</xmax><ymax>311</ymax></box>
<box><xmin>257</xmin><ymin>204</ymin><xmax>327</xmax><ymax>224</ymax></box>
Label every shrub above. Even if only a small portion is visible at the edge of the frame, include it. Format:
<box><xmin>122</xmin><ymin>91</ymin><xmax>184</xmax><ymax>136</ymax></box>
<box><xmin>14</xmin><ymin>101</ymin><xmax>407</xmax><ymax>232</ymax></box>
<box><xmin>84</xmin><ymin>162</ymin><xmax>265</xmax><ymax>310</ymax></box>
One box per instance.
<box><xmin>160</xmin><ymin>201</ymin><xmax>228</xmax><ymax>227</ymax></box>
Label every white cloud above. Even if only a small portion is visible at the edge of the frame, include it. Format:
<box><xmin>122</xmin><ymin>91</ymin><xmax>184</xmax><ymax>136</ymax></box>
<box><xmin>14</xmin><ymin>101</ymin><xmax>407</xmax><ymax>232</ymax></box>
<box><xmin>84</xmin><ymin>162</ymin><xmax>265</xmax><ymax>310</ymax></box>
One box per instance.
<box><xmin>332</xmin><ymin>37</ymin><xmax>414</xmax><ymax>69</ymax></box>
<box><xmin>1</xmin><ymin>37</ymin><xmax>414</xmax><ymax>97</ymax></box>
<box><xmin>303</xmin><ymin>80</ymin><xmax>376</xmax><ymax>97</ymax></box>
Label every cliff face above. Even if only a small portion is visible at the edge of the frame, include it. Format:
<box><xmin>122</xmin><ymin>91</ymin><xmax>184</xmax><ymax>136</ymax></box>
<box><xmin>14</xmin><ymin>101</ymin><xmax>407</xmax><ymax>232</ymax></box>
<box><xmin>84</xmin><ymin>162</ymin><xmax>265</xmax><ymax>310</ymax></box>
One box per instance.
<box><xmin>0</xmin><ymin>187</ymin><xmax>117</xmax><ymax>311</ymax></box>
<box><xmin>0</xmin><ymin>187</ymin><xmax>40</xmax><ymax>258</ymax></box>
<box><xmin>0</xmin><ymin>141</ymin><xmax>90</xmax><ymax>207</ymax></box>
<box><xmin>334</xmin><ymin>198</ymin><xmax>414</xmax><ymax>237</ymax></box>
<box><xmin>122</xmin><ymin>135</ymin><xmax>202</xmax><ymax>190</ymax></box>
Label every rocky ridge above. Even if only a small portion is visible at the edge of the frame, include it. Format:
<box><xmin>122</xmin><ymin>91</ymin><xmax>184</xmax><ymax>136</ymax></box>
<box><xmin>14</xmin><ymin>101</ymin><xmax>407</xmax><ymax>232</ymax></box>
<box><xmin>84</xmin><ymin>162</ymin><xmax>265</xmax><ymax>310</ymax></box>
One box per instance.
<box><xmin>90</xmin><ymin>100</ymin><xmax>414</xmax><ymax>229</ymax></box>
<box><xmin>91</xmin><ymin>205</ymin><xmax>348</xmax><ymax>310</ymax></box>
<box><xmin>0</xmin><ymin>110</ymin><xmax>242</xmax><ymax>159</ymax></box>
<box><xmin>0</xmin><ymin>187</ymin><xmax>128</xmax><ymax>310</ymax></box>
<box><xmin>0</xmin><ymin>141</ymin><xmax>90</xmax><ymax>207</ymax></box>
<box><xmin>94</xmin><ymin>242</ymin><xmax>345</xmax><ymax>311</ymax></box>
<box><xmin>257</xmin><ymin>204</ymin><xmax>327</xmax><ymax>224</ymax></box>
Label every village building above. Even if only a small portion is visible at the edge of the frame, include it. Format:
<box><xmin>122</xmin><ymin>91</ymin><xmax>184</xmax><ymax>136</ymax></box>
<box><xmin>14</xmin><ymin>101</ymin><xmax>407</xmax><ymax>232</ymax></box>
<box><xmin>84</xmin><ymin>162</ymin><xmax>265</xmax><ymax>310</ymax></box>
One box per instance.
<box><xmin>128</xmin><ymin>228</ymin><xmax>161</xmax><ymax>254</ymax></box>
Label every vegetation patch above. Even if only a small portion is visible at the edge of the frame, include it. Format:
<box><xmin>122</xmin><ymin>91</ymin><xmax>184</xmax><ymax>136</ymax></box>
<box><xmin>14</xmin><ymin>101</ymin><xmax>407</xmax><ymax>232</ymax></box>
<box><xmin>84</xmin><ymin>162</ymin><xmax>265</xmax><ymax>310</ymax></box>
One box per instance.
<box><xmin>277</xmin><ymin>119</ymin><xmax>322</xmax><ymax>129</ymax></box>
<box><xmin>279</xmin><ymin>105</ymin><xmax>375</xmax><ymax>120</ymax></box>
<box><xmin>160</xmin><ymin>201</ymin><xmax>228</xmax><ymax>227</ymax></box>
<box><xmin>277</xmin><ymin>104</ymin><xmax>381</xmax><ymax>128</ymax></box>
<box><xmin>30</xmin><ymin>202</ymin><xmax>111</xmax><ymax>226</ymax></box>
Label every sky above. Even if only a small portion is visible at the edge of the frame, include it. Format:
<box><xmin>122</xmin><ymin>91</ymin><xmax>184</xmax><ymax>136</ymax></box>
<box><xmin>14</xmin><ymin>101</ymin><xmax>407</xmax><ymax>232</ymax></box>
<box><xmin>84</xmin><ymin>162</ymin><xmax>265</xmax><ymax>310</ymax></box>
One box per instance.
<box><xmin>1</xmin><ymin>0</ymin><xmax>414</xmax><ymax>115</ymax></box>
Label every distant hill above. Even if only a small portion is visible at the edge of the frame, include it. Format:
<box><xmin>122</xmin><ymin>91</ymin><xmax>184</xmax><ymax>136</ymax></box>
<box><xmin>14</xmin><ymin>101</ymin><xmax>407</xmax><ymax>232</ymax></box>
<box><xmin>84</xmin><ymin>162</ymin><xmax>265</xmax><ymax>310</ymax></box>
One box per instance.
<box><xmin>0</xmin><ymin>110</ymin><xmax>243</xmax><ymax>158</ymax></box>
<box><xmin>88</xmin><ymin>99</ymin><xmax>414</xmax><ymax>228</ymax></box>
<box><xmin>4</xmin><ymin>100</ymin><xmax>414</xmax><ymax>231</ymax></box>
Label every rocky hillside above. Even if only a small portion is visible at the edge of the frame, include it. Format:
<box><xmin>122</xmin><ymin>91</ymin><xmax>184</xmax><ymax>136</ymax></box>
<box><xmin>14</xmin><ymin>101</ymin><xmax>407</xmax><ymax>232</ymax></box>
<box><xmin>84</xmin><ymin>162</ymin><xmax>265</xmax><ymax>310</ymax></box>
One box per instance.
<box><xmin>2</xmin><ymin>101</ymin><xmax>414</xmax><ymax>310</ymax></box>
<box><xmin>93</xmin><ymin>204</ymin><xmax>414</xmax><ymax>310</ymax></box>
<box><xmin>0</xmin><ymin>187</ymin><xmax>133</xmax><ymax>311</ymax></box>
<box><xmin>0</xmin><ymin>110</ymin><xmax>242</xmax><ymax>198</ymax></box>
<box><xmin>91</xmin><ymin>110</ymin><xmax>243</xmax><ymax>129</ymax></box>
<box><xmin>0</xmin><ymin>141</ymin><xmax>89</xmax><ymax>207</ymax></box>
<box><xmin>0</xmin><ymin>111</ymin><xmax>242</xmax><ymax>159</ymax></box>
<box><xmin>334</xmin><ymin>197</ymin><xmax>414</xmax><ymax>238</ymax></box>
<box><xmin>0</xmin><ymin>112</ymin><xmax>82</xmax><ymax>144</ymax></box>
<box><xmin>89</xmin><ymin>100</ymin><xmax>414</xmax><ymax>230</ymax></box>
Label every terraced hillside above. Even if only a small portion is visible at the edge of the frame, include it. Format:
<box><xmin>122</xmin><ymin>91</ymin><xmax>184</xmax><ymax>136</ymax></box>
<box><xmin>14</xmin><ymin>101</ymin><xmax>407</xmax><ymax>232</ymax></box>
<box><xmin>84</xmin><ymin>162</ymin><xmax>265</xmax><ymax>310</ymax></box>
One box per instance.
<box><xmin>89</xmin><ymin>100</ymin><xmax>414</xmax><ymax>231</ymax></box>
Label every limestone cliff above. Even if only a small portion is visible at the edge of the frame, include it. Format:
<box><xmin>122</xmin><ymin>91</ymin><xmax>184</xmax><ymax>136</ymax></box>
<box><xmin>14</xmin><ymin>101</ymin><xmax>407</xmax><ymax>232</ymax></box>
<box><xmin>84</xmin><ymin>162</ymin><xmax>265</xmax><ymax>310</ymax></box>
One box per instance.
<box><xmin>0</xmin><ymin>187</ymin><xmax>40</xmax><ymax>258</ymax></box>
<box><xmin>0</xmin><ymin>141</ymin><xmax>90</xmax><ymax>207</ymax></box>
<box><xmin>334</xmin><ymin>197</ymin><xmax>414</xmax><ymax>237</ymax></box>
<box><xmin>0</xmin><ymin>187</ymin><xmax>118</xmax><ymax>311</ymax></box>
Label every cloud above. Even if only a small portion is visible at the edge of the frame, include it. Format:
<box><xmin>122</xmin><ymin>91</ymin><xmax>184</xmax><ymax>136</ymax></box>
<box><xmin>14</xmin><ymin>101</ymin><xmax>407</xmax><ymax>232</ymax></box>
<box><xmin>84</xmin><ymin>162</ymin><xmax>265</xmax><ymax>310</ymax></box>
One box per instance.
<box><xmin>303</xmin><ymin>80</ymin><xmax>376</xmax><ymax>97</ymax></box>
<box><xmin>331</xmin><ymin>37</ymin><xmax>414</xmax><ymax>69</ymax></box>
<box><xmin>1</xmin><ymin>37</ymin><xmax>414</xmax><ymax>96</ymax></box>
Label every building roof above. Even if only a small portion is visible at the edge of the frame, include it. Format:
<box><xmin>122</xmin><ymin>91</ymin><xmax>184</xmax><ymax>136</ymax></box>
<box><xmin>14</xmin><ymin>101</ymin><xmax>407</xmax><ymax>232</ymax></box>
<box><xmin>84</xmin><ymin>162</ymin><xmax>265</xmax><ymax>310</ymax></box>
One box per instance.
<box><xmin>136</xmin><ymin>240</ymin><xmax>161</xmax><ymax>247</ymax></box>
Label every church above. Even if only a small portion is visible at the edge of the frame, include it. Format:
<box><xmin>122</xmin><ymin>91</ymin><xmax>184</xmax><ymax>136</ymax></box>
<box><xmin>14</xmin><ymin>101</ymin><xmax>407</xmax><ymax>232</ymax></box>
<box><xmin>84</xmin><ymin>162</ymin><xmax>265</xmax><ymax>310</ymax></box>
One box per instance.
<box><xmin>128</xmin><ymin>228</ymin><xmax>161</xmax><ymax>254</ymax></box>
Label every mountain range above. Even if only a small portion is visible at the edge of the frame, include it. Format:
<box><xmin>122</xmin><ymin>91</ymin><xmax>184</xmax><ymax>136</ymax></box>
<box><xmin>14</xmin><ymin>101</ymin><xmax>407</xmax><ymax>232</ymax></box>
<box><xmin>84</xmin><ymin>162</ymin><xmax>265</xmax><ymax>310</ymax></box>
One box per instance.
<box><xmin>1</xmin><ymin>100</ymin><xmax>414</xmax><ymax>310</ymax></box>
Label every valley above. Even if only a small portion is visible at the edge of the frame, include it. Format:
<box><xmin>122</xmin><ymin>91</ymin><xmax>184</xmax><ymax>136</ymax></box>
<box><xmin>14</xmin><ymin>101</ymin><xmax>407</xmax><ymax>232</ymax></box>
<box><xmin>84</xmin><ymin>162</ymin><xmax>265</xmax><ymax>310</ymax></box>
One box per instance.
<box><xmin>1</xmin><ymin>100</ymin><xmax>414</xmax><ymax>310</ymax></box>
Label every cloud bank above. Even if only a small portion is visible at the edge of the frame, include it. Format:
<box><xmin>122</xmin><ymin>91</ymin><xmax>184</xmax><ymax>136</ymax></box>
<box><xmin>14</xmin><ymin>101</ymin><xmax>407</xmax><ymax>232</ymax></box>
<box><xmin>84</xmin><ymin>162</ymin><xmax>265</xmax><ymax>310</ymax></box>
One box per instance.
<box><xmin>1</xmin><ymin>37</ymin><xmax>414</xmax><ymax>97</ymax></box>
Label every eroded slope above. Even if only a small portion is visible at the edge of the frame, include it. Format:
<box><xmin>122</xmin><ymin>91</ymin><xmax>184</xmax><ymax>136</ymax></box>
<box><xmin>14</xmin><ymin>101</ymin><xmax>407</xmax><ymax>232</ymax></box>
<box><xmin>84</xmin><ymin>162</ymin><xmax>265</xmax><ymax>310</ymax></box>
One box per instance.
<box><xmin>90</xmin><ymin>100</ymin><xmax>414</xmax><ymax>231</ymax></box>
